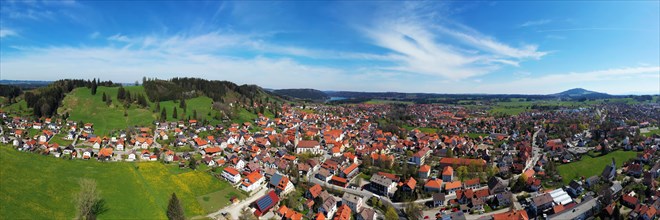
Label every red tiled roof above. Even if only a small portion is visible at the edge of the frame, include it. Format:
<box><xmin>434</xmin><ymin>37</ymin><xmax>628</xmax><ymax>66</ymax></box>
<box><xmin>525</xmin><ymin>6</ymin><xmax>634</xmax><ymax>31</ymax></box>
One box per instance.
<box><xmin>223</xmin><ymin>167</ymin><xmax>240</xmax><ymax>176</ymax></box>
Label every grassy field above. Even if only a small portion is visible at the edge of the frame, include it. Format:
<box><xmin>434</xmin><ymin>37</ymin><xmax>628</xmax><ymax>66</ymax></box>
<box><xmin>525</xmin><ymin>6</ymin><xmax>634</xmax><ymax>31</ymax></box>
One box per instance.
<box><xmin>0</xmin><ymin>145</ymin><xmax>242</xmax><ymax>219</ymax></box>
<box><xmin>486</xmin><ymin>97</ymin><xmax>648</xmax><ymax>116</ymax></box>
<box><xmin>466</xmin><ymin>133</ymin><xmax>490</xmax><ymax>139</ymax></box>
<box><xmin>231</xmin><ymin>108</ymin><xmax>258</xmax><ymax>124</ymax></box>
<box><xmin>557</xmin><ymin>150</ymin><xmax>638</xmax><ymax>184</ymax></box>
<box><xmin>196</xmin><ymin>189</ymin><xmax>244</xmax><ymax>213</ymax></box>
<box><xmin>59</xmin><ymin>86</ymin><xmax>156</xmax><ymax>135</ymax></box>
<box><xmin>156</xmin><ymin>96</ymin><xmax>219</xmax><ymax>124</ymax></box>
<box><xmin>641</xmin><ymin>128</ymin><xmax>660</xmax><ymax>138</ymax></box>
<box><xmin>0</xmin><ymin>100</ymin><xmax>32</xmax><ymax>116</ymax></box>
<box><xmin>49</xmin><ymin>133</ymin><xmax>74</xmax><ymax>146</ymax></box>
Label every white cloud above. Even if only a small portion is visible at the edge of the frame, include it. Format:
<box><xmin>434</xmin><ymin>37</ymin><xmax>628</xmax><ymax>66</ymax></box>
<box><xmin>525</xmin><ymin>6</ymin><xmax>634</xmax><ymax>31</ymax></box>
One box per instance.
<box><xmin>107</xmin><ymin>33</ymin><xmax>131</xmax><ymax>42</ymax></box>
<box><xmin>0</xmin><ymin>28</ymin><xmax>17</xmax><ymax>38</ymax></box>
<box><xmin>359</xmin><ymin>4</ymin><xmax>548</xmax><ymax>80</ymax></box>
<box><xmin>520</xmin><ymin>19</ymin><xmax>552</xmax><ymax>27</ymax></box>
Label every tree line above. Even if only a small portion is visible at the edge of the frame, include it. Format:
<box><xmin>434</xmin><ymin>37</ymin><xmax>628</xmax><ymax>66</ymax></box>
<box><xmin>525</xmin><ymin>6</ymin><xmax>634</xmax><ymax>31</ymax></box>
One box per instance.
<box><xmin>24</xmin><ymin>79</ymin><xmax>117</xmax><ymax>117</ymax></box>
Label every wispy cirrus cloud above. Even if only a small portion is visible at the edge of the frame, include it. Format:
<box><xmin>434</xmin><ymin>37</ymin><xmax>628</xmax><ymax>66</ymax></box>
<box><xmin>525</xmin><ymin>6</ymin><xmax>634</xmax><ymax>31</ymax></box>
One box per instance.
<box><xmin>0</xmin><ymin>28</ymin><xmax>18</xmax><ymax>38</ymax></box>
<box><xmin>358</xmin><ymin>2</ymin><xmax>548</xmax><ymax>80</ymax></box>
<box><xmin>519</xmin><ymin>19</ymin><xmax>552</xmax><ymax>27</ymax></box>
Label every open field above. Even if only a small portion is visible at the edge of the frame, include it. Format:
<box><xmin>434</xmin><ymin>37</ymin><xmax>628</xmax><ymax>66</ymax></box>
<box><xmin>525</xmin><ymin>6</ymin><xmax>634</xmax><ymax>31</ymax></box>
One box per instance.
<box><xmin>557</xmin><ymin>150</ymin><xmax>638</xmax><ymax>184</ymax></box>
<box><xmin>231</xmin><ymin>108</ymin><xmax>258</xmax><ymax>124</ymax></box>
<box><xmin>0</xmin><ymin>145</ymin><xmax>242</xmax><ymax>219</ymax></box>
<box><xmin>155</xmin><ymin>96</ymin><xmax>219</xmax><ymax>124</ymax></box>
<box><xmin>487</xmin><ymin>97</ymin><xmax>650</xmax><ymax>116</ymax></box>
<box><xmin>0</xmin><ymin>100</ymin><xmax>32</xmax><ymax>116</ymax></box>
<box><xmin>641</xmin><ymin>127</ymin><xmax>660</xmax><ymax>138</ymax></box>
<box><xmin>49</xmin><ymin>133</ymin><xmax>74</xmax><ymax>146</ymax></box>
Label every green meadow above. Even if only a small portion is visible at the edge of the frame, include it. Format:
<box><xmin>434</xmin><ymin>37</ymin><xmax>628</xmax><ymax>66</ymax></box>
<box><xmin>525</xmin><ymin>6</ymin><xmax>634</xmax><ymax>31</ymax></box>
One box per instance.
<box><xmin>0</xmin><ymin>145</ymin><xmax>243</xmax><ymax>219</ymax></box>
<box><xmin>557</xmin><ymin>150</ymin><xmax>637</xmax><ymax>184</ymax></box>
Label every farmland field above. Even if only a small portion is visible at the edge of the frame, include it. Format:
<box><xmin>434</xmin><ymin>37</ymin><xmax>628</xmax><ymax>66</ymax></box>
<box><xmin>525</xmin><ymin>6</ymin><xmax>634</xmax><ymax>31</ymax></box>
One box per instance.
<box><xmin>0</xmin><ymin>145</ymin><xmax>242</xmax><ymax>219</ymax></box>
<box><xmin>557</xmin><ymin>150</ymin><xmax>638</xmax><ymax>184</ymax></box>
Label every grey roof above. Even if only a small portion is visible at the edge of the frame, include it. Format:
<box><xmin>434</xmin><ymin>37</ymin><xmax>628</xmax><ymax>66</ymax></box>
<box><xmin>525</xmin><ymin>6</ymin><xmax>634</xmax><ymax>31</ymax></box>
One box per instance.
<box><xmin>370</xmin><ymin>173</ymin><xmax>394</xmax><ymax>187</ymax></box>
<box><xmin>342</xmin><ymin>193</ymin><xmax>361</xmax><ymax>204</ymax></box>
<box><xmin>359</xmin><ymin>208</ymin><xmax>375</xmax><ymax>220</ymax></box>
<box><xmin>433</xmin><ymin>193</ymin><xmax>446</xmax><ymax>202</ymax></box>
<box><xmin>549</xmin><ymin>196</ymin><xmax>599</xmax><ymax>220</ymax></box>
<box><xmin>610</xmin><ymin>182</ymin><xmax>623</xmax><ymax>194</ymax></box>
<box><xmin>532</xmin><ymin>193</ymin><xmax>553</xmax><ymax>207</ymax></box>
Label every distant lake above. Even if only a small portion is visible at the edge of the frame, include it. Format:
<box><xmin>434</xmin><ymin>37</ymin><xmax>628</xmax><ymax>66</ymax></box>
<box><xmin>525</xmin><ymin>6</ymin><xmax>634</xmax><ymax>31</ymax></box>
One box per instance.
<box><xmin>329</xmin><ymin>97</ymin><xmax>347</xmax><ymax>101</ymax></box>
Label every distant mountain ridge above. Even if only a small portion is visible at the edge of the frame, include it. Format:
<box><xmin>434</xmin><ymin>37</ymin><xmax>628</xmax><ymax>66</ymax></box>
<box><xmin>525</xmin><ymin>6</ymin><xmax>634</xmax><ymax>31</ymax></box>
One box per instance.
<box><xmin>552</xmin><ymin>88</ymin><xmax>611</xmax><ymax>98</ymax></box>
<box><xmin>273</xmin><ymin>88</ymin><xmax>330</xmax><ymax>101</ymax></box>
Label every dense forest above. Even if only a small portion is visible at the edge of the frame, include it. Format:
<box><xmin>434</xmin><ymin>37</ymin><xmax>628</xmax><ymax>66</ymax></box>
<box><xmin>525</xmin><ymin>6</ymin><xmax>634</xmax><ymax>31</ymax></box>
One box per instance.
<box><xmin>273</xmin><ymin>89</ymin><xmax>329</xmax><ymax>101</ymax></box>
<box><xmin>24</xmin><ymin>79</ymin><xmax>117</xmax><ymax>117</ymax></box>
<box><xmin>142</xmin><ymin>77</ymin><xmax>265</xmax><ymax>102</ymax></box>
<box><xmin>0</xmin><ymin>85</ymin><xmax>21</xmax><ymax>101</ymax></box>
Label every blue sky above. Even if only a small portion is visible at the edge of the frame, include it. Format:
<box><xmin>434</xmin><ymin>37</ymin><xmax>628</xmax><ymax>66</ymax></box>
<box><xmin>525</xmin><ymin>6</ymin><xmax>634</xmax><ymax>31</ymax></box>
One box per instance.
<box><xmin>1</xmin><ymin>1</ymin><xmax>658</xmax><ymax>94</ymax></box>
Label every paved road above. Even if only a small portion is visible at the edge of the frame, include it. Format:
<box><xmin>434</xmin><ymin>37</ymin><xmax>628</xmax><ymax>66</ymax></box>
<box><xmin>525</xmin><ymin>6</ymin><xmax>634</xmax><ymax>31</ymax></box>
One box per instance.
<box><xmin>207</xmin><ymin>186</ymin><xmax>268</xmax><ymax>220</ymax></box>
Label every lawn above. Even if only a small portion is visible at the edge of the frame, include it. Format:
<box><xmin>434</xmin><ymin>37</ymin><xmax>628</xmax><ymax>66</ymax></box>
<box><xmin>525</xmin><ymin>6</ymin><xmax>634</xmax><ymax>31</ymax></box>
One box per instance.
<box><xmin>0</xmin><ymin>145</ymin><xmax>241</xmax><ymax>219</ymax></box>
<box><xmin>196</xmin><ymin>188</ymin><xmax>245</xmax><ymax>213</ymax></box>
<box><xmin>49</xmin><ymin>133</ymin><xmax>74</xmax><ymax>146</ymax></box>
<box><xmin>59</xmin><ymin>86</ymin><xmax>156</xmax><ymax>135</ymax></box>
<box><xmin>557</xmin><ymin>150</ymin><xmax>638</xmax><ymax>184</ymax></box>
<box><xmin>641</xmin><ymin>128</ymin><xmax>660</xmax><ymax>138</ymax></box>
<box><xmin>466</xmin><ymin>133</ymin><xmax>490</xmax><ymax>139</ymax></box>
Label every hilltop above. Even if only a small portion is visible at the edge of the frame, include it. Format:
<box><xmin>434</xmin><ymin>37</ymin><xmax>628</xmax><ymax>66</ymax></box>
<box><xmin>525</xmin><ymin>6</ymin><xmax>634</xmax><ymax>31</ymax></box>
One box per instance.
<box><xmin>273</xmin><ymin>88</ymin><xmax>330</xmax><ymax>101</ymax></box>
<box><xmin>1</xmin><ymin>78</ymin><xmax>285</xmax><ymax>135</ymax></box>
<box><xmin>552</xmin><ymin>88</ymin><xmax>611</xmax><ymax>98</ymax></box>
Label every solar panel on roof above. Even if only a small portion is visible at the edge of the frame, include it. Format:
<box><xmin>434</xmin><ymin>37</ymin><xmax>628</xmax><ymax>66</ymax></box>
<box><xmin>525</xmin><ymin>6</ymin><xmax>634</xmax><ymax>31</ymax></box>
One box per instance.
<box><xmin>257</xmin><ymin>195</ymin><xmax>273</xmax><ymax>210</ymax></box>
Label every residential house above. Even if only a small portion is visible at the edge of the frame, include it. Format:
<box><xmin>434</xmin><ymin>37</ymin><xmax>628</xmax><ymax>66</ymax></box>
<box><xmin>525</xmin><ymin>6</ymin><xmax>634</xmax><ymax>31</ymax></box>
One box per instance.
<box><xmin>492</xmin><ymin>210</ymin><xmax>529</xmax><ymax>220</ymax></box>
<box><xmin>316</xmin><ymin>168</ymin><xmax>333</xmax><ymax>182</ymax></box>
<box><xmin>269</xmin><ymin>173</ymin><xmax>294</xmax><ymax>196</ymax></box>
<box><xmin>342</xmin><ymin>193</ymin><xmax>362</xmax><ymax>213</ymax></box>
<box><xmin>463</xmin><ymin>178</ymin><xmax>480</xmax><ymax>190</ymax></box>
<box><xmin>319</xmin><ymin>196</ymin><xmax>337</xmax><ymax>218</ymax></box>
<box><xmin>548</xmin><ymin>196</ymin><xmax>601</xmax><ymax>220</ymax></box>
<box><xmin>333</xmin><ymin>204</ymin><xmax>351</xmax><ymax>220</ymax></box>
<box><xmin>445</xmin><ymin>181</ymin><xmax>462</xmax><ymax>194</ymax></box>
<box><xmin>241</xmin><ymin>171</ymin><xmax>265</xmax><ymax>192</ymax></box>
<box><xmin>357</xmin><ymin>208</ymin><xmax>376</xmax><ymax>220</ymax></box>
<box><xmin>488</xmin><ymin>177</ymin><xmax>507</xmax><ymax>195</ymax></box>
<box><xmin>306</xmin><ymin>184</ymin><xmax>323</xmax><ymax>200</ymax></box>
<box><xmin>402</xmin><ymin>177</ymin><xmax>417</xmax><ymax>192</ymax></box>
<box><xmin>253</xmin><ymin>191</ymin><xmax>280</xmax><ymax>217</ymax></box>
<box><xmin>370</xmin><ymin>173</ymin><xmax>398</xmax><ymax>197</ymax></box>
<box><xmin>432</xmin><ymin>193</ymin><xmax>446</xmax><ymax>207</ymax></box>
<box><xmin>341</xmin><ymin>163</ymin><xmax>359</xmax><ymax>179</ymax></box>
<box><xmin>419</xmin><ymin>165</ymin><xmax>431</xmax><ymax>179</ymax></box>
<box><xmin>222</xmin><ymin>167</ymin><xmax>242</xmax><ymax>184</ymax></box>
<box><xmin>424</xmin><ymin>179</ymin><xmax>443</xmax><ymax>192</ymax></box>
<box><xmin>494</xmin><ymin>191</ymin><xmax>513</xmax><ymax>207</ymax></box>
<box><xmin>442</xmin><ymin>166</ymin><xmax>454</xmax><ymax>182</ymax></box>
<box><xmin>532</xmin><ymin>193</ymin><xmax>554</xmax><ymax>212</ymax></box>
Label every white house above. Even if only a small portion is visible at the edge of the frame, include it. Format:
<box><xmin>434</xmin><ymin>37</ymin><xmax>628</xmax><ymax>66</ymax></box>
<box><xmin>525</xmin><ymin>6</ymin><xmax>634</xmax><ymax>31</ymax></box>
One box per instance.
<box><xmin>126</xmin><ymin>153</ymin><xmax>136</xmax><ymax>162</ymax></box>
<box><xmin>240</xmin><ymin>172</ymin><xmax>265</xmax><ymax>192</ymax></box>
<box><xmin>222</xmin><ymin>167</ymin><xmax>242</xmax><ymax>184</ymax></box>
